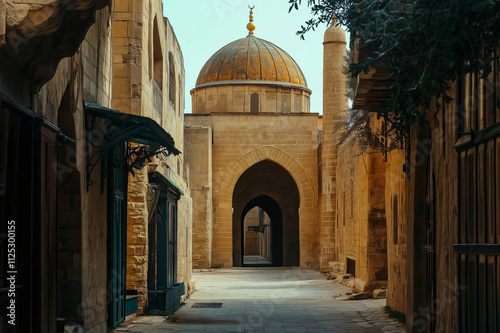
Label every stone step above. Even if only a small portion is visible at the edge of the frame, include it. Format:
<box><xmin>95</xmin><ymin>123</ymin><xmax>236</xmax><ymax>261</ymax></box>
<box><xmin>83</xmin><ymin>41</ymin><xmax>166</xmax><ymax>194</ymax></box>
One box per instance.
<box><xmin>373</xmin><ymin>288</ymin><xmax>387</xmax><ymax>299</ymax></box>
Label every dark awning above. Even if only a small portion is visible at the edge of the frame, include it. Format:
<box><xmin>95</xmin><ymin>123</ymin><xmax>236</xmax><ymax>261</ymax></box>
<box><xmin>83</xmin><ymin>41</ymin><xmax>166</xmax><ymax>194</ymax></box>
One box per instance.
<box><xmin>151</xmin><ymin>171</ymin><xmax>185</xmax><ymax>198</ymax></box>
<box><xmin>85</xmin><ymin>101</ymin><xmax>181</xmax><ymax>155</ymax></box>
<box><xmin>84</xmin><ymin>101</ymin><xmax>181</xmax><ymax>190</ymax></box>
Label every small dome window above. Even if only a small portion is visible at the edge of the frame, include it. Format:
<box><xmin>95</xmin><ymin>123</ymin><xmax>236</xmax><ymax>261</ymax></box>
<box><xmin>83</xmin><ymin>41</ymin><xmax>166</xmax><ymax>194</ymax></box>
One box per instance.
<box><xmin>250</xmin><ymin>93</ymin><xmax>260</xmax><ymax>113</ymax></box>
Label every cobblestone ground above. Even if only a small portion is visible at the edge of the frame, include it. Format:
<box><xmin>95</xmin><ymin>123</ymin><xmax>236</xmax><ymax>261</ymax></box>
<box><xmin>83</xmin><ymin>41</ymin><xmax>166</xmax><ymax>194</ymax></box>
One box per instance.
<box><xmin>116</xmin><ymin>268</ymin><xmax>406</xmax><ymax>333</ymax></box>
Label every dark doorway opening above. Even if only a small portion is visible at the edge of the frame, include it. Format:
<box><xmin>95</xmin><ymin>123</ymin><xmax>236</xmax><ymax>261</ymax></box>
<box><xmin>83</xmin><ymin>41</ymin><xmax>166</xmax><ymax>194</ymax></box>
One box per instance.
<box><xmin>241</xmin><ymin>195</ymin><xmax>282</xmax><ymax>267</ymax></box>
<box><xmin>232</xmin><ymin>161</ymin><xmax>300</xmax><ymax>267</ymax></box>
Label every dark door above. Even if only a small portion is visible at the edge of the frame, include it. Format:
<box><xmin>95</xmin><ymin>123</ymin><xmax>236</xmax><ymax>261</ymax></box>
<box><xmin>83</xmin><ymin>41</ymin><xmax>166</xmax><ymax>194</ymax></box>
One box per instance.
<box><xmin>167</xmin><ymin>196</ymin><xmax>178</xmax><ymax>287</ymax></box>
<box><xmin>39</xmin><ymin>126</ymin><xmax>58</xmax><ymax>333</ymax></box>
<box><xmin>147</xmin><ymin>188</ymin><xmax>178</xmax><ymax>312</ymax></box>
<box><xmin>147</xmin><ymin>193</ymin><xmax>167</xmax><ymax>311</ymax></box>
<box><xmin>1</xmin><ymin>103</ymin><xmax>59</xmax><ymax>332</ymax></box>
<box><xmin>107</xmin><ymin>144</ymin><xmax>127</xmax><ymax>328</ymax></box>
<box><xmin>0</xmin><ymin>107</ymin><xmax>34</xmax><ymax>332</ymax></box>
<box><xmin>454</xmin><ymin>70</ymin><xmax>500</xmax><ymax>332</ymax></box>
<box><xmin>425</xmin><ymin>160</ymin><xmax>436</xmax><ymax>333</ymax></box>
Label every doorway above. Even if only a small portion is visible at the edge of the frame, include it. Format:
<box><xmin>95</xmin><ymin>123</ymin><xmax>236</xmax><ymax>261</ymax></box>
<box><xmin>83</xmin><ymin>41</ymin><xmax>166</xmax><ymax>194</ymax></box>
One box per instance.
<box><xmin>241</xmin><ymin>195</ymin><xmax>283</xmax><ymax>267</ymax></box>
<box><xmin>232</xmin><ymin>161</ymin><xmax>300</xmax><ymax>267</ymax></box>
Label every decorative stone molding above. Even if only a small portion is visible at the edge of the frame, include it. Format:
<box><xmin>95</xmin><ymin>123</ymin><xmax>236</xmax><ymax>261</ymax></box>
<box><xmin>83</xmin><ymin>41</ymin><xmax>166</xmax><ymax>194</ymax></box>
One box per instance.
<box><xmin>219</xmin><ymin>145</ymin><xmax>316</xmax><ymax>206</ymax></box>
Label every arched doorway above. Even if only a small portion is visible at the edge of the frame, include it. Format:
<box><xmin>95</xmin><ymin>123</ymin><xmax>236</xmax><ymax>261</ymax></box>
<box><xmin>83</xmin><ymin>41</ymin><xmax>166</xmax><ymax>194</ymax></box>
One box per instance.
<box><xmin>241</xmin><ymin>195</ymin><xmax>282</xmax><ymax>266</ymax></box>
<box><xmin>232</xmin><ymin>161</ymin><xmax>300</xmax><ymax>267</ymax></box>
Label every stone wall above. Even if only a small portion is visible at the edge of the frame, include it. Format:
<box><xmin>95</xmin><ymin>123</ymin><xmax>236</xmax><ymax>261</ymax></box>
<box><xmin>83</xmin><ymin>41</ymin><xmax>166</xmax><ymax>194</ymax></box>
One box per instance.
<box><xmin>244</xmin><ymin>208</ymin><xmax>260</xmax><ymax>255</ymax></box>
<box><xmin>260</xmin><ymin>212</ymin><xmax>272</xmax><ymax>261</ymax></box>
<box><xmin>185</xmin><ymin>113</ymin><xmax>319</xmax><ymax>268</ymax></box>
<box><xmin>192</xmin><ymin>85</ymin><xmax>310</xmax><ymax>114</ymax></box>
<box><xmin>113</xmin><ymin>0</ymin><xmax>192</xmax><ymax>315</ymax></box>
<box><xmin>176</xmin><ymin>188</ymin><xmax>194</xmax><ymax>297</ymax></box>
<box><xmin>126</xmin><ymin>168</ymin><xmax>149</xmax><ymax>313</ymax></box>
<box><xmin>335</xmin><ymin>121</ymin><xmax>388</xmax><ymax>292</ymax></box>
<box><xmin>79</xmin><ymin>8</ymin><xmax>114</xmax><ymax>332</ymax></box>
<box><xmin>184</xmin><ymin>126</ymin><xmax>213</xmax><ymax>269</ymax></box>
<box><xmin>385</xmin><ymin>149</ymin><xmax>408</xmax><ymax>314</ymax></box>
<box><xmin>32</xmin><ymin>4</ymin><xmax>113</xmax><ymax>331</ymax></box>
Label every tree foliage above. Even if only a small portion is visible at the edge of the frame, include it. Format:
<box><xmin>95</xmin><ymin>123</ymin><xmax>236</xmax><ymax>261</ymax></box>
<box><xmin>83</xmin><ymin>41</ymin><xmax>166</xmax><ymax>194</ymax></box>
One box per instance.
<box><xmin>290</xmin><ymin>0</ymin><xmax>500</xmax><ymax>133</ymax></box>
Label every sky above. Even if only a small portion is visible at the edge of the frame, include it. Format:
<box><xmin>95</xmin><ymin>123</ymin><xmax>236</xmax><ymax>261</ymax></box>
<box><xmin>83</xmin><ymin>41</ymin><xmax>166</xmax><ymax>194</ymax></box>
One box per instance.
<box><xmin>163</xmin><ymin>1</ymin><xmax>347</xmax><ymax>115</ymax></box>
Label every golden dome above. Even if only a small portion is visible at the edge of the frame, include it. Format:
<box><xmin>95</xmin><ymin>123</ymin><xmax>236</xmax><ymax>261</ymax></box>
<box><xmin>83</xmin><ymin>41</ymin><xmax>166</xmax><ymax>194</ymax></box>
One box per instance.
<box><xmin>193</xmin><ymin>35</ymin><xmax>309</xmax><ymax>92</ymax></box>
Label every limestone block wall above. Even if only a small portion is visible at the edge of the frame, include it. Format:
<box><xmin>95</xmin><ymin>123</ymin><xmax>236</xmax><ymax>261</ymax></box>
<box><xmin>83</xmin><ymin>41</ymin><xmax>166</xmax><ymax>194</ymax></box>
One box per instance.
<box><xmin>364</xmin><ymin>151</ymin><xmax>388</xmax><ymax>288</ymax></box>
<box><xmin>192</xmin><ymin>85</ymin><xmax>310</xmax><ymax>114</ymax></box>
<box><xmin>80</xmin><ymin>7</ymin><xmax>113</xmax><ymax>106</ymax></box>
<box><xmin>32</xmin><ymin>5</ymin><xmax>113</xmax><ymax>331</ymax></box>
<box><xmin>244</xmin><ymin>208</ymin><xmax>260</xmax><ymax>255</ymax></box>
<box><xmin>184</xmin><ymin>126</ymin><xmax>213</xmax><ymax>269</ymax></box>
<box><xmin>260</xmin><ymin>213</ymin><xmax>272</xmax><ymax>261</ymax></box>
<box><xmin>186</xmin><ymin>113</ymin><xmax>319</xmax><ymax>268</ymax></box>
<box><xmin>113</xmin><ymin>0</ymin><xmax>193</xmax><ymax>314</ymax></box>
<box><xmin>175</xmin><ymin>187</ymin><xmax>194</xmax><ymax>296</ymax></box>
<box><xmin>126</xmin><ymin>168</ymin><xmax>149</xmax><ymax>314</ymax></box>
<box><xmin>163</xmin><ymin>17</ymin><xmax>186</xmax><ymax>177</ymax></box>
<box><xmin>336</xmin><ymin>126</ymin><xmax>388</xmax><ymax>292</ymax></box>
<box><xmin>336</xmin><ymin>137</ymin><xmax>364</xmax><ymax>278</ymax></box>
<box><xmin>385</xmin><ymin>149</ymin><xmax>408</xmax><ymax>314</ymax></box>
<box><xmin>79</xmin><ymin>8</ymin><xmax>116</xmax><ymax>332</ymax></box>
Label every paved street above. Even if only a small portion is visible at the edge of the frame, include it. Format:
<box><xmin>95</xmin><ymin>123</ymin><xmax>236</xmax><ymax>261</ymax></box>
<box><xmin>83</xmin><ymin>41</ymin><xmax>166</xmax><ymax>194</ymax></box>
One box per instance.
<box><xmin>117</xmin><ymin>268</ymin><xmax>406</xmax><ymax>333</ymax></box>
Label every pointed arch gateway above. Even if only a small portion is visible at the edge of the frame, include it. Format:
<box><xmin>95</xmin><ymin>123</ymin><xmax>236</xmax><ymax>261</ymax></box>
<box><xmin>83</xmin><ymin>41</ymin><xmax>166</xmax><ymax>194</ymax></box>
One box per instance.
<box><xmin>216</xmin><ymin>146</ymin><xmax>318</xmax><ymax>268</ymax></box>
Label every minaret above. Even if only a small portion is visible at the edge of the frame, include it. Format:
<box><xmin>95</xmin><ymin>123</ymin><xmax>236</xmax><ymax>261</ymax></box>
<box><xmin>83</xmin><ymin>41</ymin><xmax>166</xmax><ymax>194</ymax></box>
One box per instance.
<box><xmin>320</xmin><ymin>17</ymin><xmax>348</xmax><ymax>271</ymax></box>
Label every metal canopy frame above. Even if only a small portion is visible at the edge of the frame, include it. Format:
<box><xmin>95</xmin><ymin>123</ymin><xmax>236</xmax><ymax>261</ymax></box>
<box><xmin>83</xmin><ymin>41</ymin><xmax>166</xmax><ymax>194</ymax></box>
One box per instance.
<box><xmin>84</xmin><ymin>101</ymin><xmax>181</xmax><ymax>191</ymax></box>
<box><xmin>149</xmin><ymin>170</ymin><xmax>184</xmax><ymax>200</ymax></box>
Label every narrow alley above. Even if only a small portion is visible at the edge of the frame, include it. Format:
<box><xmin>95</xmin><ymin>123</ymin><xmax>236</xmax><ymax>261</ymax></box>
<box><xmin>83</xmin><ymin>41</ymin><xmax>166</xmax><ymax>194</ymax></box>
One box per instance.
<box><xmin>117</xmin><ymin>268</ymin><xmax>405</xmax><ymax>333</ymax></box>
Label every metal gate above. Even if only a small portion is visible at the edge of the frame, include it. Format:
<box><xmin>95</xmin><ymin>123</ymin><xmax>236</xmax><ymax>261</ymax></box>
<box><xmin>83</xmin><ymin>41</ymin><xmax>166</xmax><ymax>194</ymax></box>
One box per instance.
<box><xmin>454</xmin><ymin>69</ymin><xmax>500</xmax><ymax>333</ymax></box>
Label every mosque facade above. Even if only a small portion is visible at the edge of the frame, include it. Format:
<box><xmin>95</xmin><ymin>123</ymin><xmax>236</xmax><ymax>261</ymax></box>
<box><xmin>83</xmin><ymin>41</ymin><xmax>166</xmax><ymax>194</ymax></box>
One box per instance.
<box><xmin>185</xmin><ymin>10</ymin><xmax>366</xmax><ymax>277</ymax></box>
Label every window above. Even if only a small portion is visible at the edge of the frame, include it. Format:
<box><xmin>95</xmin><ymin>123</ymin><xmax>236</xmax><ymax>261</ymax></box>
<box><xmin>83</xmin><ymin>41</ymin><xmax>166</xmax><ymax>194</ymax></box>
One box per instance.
<box><xmin>250</xmin><ymin>93</ymin><xmax>259</xmax><ymax>113</ymax></box>
<box><xmin>148</xmin><ymin>2</ymin><xmax>153</xmax><ymax>80</ymax></box>
<box><xmin>393</xmin><ymin>195</ymin><xmax>398</xmax><ymax>244</ymax></box>
<box><xmin>152</xmin><ymin>18</ymin><xmax>163</xmax><ymax>122</ymax></box>
<box><xmin>346</xmin><ymin>258</ymin><xmax>356</xmax><ymax>277</ymax></box>
<box><xmin>197</xmin><ymin>96</ymin><xmax>205</xmax><ymax>113</ymax></box>
<box><xmin>349</xmin><ymin>180</ymin><xmax>353</xmax><ymax>219</ymax></box>
<box><xmin>152</xmin><ymin>18</ymin><xmax>163</xmax><ymax>88</ymax></box>
<box><xmin>178</xmin><ymin>75</ymin><xmax>181</xmax><ymax>116</ymax></box>
<box><xmin>218</xmin><ymin>93</ymin><xmax>228</xmax><ymax>113</ymax></box>
<box><xmin>343</xmin><ymin>192</ymin><xmax>346</xmax><ymax>226</ymax></box>
<box><xmin>169</xmin><ymin>52</ymin><xmax>176</xmax><ymax>105</ymax></box>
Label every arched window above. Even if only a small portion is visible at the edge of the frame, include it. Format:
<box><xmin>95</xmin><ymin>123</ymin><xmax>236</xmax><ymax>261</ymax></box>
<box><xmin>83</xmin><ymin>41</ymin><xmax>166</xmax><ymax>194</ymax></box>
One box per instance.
<box><xmin>197</xmin><ymin>96</ymin><xmax>204</xmax><ymax>113</ymax></box>
<box><xmin>169</xmin><ymin>52</ymin><xmax>176</xmax><ymax>105</ymax></box>
<box><xmin>153</xmin><ymin>18</ymin><xmax>163</xmax><ymax>88</ymax></box>
<box><xmin>250</xmin><ymin>93</ymin><xmax>259</xmax><ymax>113</ymax></box>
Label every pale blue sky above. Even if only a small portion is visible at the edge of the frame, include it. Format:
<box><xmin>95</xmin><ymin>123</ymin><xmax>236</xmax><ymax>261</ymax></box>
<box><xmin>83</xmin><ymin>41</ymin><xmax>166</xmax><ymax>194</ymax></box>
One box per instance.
<box><xmin>163</xmin><ymin>1</ymin><xmax>346</xmax><ymax>115</ymax></box>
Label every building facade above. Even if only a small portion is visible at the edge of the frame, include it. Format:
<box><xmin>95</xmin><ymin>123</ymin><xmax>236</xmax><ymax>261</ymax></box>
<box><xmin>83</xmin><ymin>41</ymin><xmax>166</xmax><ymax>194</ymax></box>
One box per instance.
<box><xmin>0</xmin><ymin>0</ymin><xmax>192</xmax><ymax>331</ymax></box>
<box><xmin>345</xmin><ymin>25</ymin><xmax>500</xmax><ymax>332</ymax></box>
<box><xmin>0</xmin><ymin>2</ymin><xmax>115</xmax><ymax>331</ymax></box>
<box><xmin>112</xmin><ymin>0</ymin><xmax>193</xmax><ymax>319</ymax></box>
<box><xmin>185</xmin><ymin>12</ymin><xmax>349</xmax><ymax>272</ymax></box>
